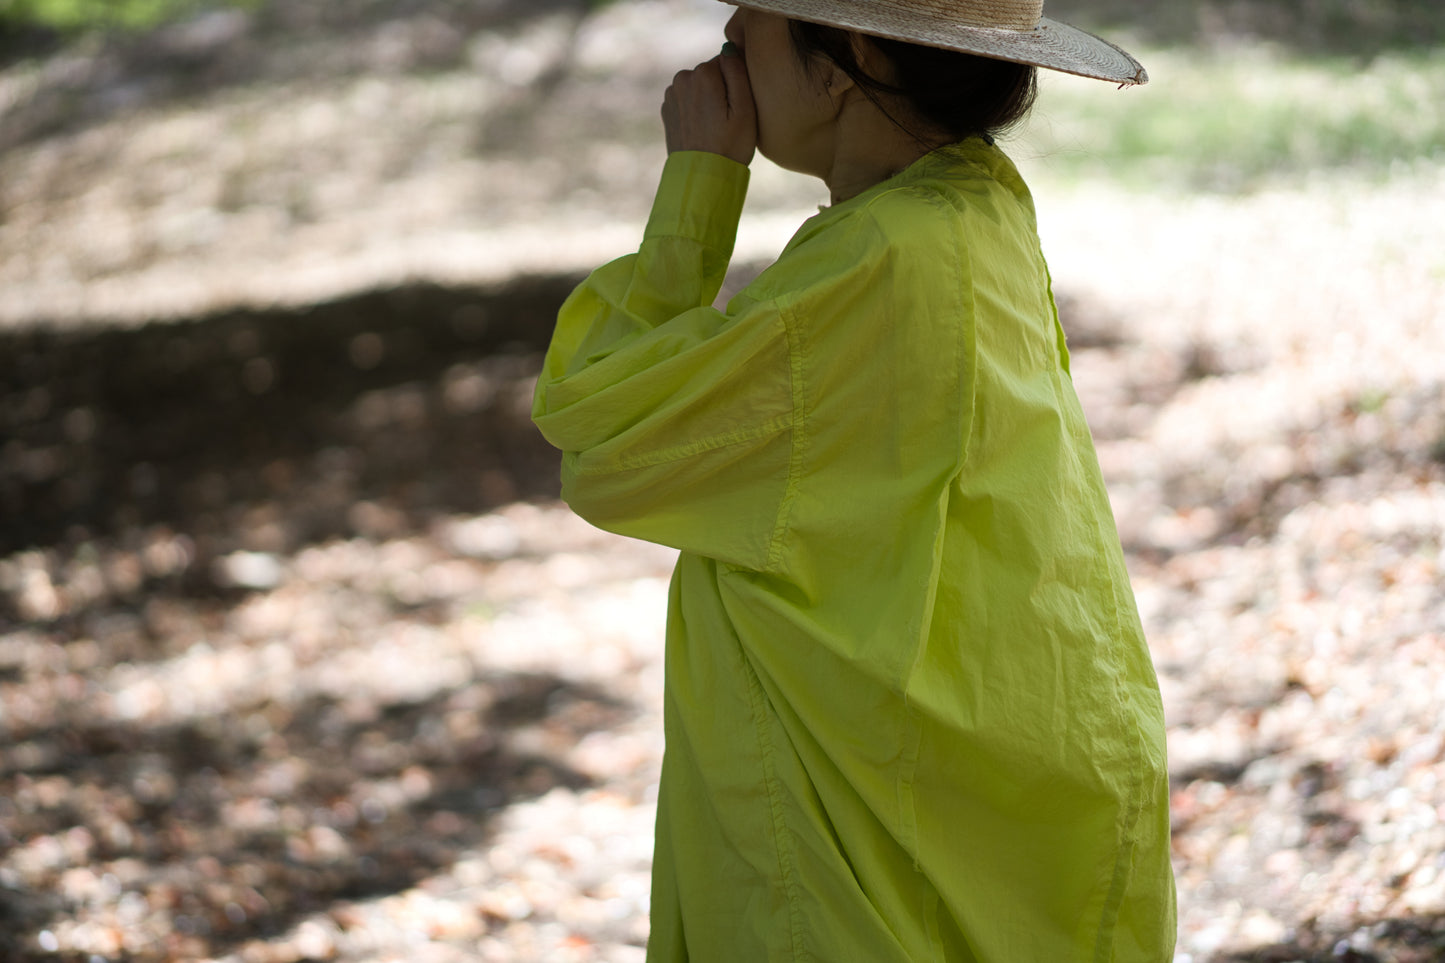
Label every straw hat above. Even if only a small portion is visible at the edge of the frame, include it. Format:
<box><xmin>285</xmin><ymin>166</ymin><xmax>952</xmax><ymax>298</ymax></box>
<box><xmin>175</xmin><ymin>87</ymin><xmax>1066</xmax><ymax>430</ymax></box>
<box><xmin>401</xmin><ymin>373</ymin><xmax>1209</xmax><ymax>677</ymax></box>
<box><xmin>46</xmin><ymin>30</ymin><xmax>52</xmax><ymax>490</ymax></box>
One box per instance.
<box><xmin>725</xmin><ymin>0</ymin><xmax>1147</xmax><ymax>85</ymax></box>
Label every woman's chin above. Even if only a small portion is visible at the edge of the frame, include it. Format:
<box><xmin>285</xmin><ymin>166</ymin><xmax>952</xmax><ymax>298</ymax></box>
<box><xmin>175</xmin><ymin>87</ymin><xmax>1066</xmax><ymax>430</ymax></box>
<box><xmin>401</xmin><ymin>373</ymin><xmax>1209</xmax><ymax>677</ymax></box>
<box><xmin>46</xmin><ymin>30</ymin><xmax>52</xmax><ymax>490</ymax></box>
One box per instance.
<box><xmin>757</xmin><ymin>146</ymin><xmax>820</xmax><ymax>180</ymax></box>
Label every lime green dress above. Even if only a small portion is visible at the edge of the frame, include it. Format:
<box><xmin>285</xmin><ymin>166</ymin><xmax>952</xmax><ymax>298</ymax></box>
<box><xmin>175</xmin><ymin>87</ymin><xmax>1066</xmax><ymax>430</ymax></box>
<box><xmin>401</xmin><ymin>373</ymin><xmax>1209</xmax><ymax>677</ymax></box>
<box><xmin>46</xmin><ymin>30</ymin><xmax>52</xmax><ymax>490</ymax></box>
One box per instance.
<box><xmin>532</xmin><ymin>141</ymin><xmax>1176</xmax><ymax>962</ymax></box>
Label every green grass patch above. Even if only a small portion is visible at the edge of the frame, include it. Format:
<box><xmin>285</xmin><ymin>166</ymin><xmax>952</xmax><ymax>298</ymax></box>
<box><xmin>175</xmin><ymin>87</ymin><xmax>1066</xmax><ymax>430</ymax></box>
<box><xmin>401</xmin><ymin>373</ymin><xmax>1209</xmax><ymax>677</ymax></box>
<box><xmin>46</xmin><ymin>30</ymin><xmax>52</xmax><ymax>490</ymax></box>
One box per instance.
<box><xmin>1048</xmin><ymin>0</ymin><xmax>1445</xmax><ymax>58</ymax></box>
<box><xmin>1018</xmin><ymin>43</ymin><xmax>1445</xmax><ymax>192</ymax></box>
<box><xmin>0</xmin><ymin>0</ymin><xmax>255</xmax><ymax>31</ymax></box>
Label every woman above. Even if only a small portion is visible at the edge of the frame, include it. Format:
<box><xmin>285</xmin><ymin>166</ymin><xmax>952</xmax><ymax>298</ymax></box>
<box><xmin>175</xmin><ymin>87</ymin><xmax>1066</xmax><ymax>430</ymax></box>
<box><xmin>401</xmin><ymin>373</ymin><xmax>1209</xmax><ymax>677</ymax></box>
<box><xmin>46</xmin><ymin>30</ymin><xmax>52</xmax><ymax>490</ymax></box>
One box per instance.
<box><xmin>532</xmin><ymin>1</ymin><xmax>1176</xmax><ymax>960</ymax></box>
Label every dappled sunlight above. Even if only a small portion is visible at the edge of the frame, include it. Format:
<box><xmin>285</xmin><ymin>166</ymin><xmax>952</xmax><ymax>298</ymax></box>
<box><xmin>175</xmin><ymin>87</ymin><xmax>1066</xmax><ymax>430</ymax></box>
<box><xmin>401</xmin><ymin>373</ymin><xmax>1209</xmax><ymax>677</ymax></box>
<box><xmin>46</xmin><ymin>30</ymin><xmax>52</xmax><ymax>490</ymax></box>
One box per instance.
<box><xmin>3</xmin><ymin>497</ymin><xmax>674</xmax><ymax>961</ymax></box>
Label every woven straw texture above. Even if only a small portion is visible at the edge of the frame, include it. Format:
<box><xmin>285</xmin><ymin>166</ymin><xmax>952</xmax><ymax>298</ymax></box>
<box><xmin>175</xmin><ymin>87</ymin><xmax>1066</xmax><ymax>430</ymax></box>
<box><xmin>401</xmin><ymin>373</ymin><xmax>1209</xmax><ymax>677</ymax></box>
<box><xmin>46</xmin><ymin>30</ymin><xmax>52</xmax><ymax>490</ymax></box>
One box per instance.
<box><xmin>724</xmin><ymin>0</ymin><xmax>1147</xmax><ymax>85</ymax></box>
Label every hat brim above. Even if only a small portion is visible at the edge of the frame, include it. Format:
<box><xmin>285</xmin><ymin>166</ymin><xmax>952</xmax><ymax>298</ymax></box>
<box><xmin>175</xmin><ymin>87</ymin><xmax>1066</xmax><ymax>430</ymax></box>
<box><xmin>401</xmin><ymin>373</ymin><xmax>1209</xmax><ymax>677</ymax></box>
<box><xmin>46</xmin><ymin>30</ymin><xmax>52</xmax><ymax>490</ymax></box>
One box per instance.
<box><xmin>724</xmin><ymin>0</ymin><xmax>1148</xmax><ymax>85</ymax></box>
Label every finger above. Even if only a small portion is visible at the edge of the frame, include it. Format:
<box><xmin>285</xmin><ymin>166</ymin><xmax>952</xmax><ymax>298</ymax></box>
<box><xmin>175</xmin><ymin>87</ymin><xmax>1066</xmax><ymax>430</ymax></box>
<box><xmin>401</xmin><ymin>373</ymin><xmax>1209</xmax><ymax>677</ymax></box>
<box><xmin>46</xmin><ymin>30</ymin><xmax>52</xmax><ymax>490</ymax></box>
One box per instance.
<box><xmin>661</xmin><ymin>83</ymin><xmax>680</xmax><ymax>152</ymax></box>
<box><xmin>716</xmin><ymin>50</ymin><xmax>754</xmax><ymax>120</ymax></box>
<box><xmin>689</xmin><ymin>58</ymin><xmax>727</xmax><ymax>102</ymax></box>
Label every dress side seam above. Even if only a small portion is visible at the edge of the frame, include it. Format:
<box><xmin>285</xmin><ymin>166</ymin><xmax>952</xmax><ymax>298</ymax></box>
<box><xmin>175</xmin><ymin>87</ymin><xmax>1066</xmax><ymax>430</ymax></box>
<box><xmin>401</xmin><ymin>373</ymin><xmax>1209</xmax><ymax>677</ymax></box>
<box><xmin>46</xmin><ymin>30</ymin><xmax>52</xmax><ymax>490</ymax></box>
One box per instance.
<box><xmin>1091</xmin><ymin>519</ymin><xmax>1152</xmax><ymax>963</ymax></box>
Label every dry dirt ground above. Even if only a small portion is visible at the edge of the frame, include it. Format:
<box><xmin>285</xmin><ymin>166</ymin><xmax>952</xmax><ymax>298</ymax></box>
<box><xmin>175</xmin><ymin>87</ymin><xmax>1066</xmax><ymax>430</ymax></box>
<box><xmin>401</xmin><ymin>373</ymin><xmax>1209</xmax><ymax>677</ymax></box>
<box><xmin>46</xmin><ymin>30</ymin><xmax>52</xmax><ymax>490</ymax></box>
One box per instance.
<box><xmin>2</xmin><ymin>1</ymin><xmax>1444</xmax><ymax>961</ymax></box>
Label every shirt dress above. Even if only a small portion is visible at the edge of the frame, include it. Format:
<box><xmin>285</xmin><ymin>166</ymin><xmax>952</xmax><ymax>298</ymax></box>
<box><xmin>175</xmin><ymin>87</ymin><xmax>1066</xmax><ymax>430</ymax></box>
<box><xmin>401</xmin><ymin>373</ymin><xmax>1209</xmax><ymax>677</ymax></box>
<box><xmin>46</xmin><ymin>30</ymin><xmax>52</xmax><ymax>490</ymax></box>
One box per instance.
<box><xmin>531</xmin><ymin>139</ymin><xmax>1177</xmax><ymax>962</ymax></box>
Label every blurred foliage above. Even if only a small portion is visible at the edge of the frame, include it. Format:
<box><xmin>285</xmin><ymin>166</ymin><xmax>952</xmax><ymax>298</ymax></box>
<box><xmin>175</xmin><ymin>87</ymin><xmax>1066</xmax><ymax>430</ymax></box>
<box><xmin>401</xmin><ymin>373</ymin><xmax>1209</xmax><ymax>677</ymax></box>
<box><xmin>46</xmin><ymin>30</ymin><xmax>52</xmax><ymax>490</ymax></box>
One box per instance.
<box><xmin>1046</xmin><ymin>0</ymin><xmax>1445</xmax><ymax>59</ymax></box>
<box><xmin>0</xmin><ymin>0</ymin><xmax>256</xmax><ymax>31</ymax></box>
<box><xmin>1022</xmin><ymin>45</ymin><xmax>1445</xmax><ymax>192</ymax></box>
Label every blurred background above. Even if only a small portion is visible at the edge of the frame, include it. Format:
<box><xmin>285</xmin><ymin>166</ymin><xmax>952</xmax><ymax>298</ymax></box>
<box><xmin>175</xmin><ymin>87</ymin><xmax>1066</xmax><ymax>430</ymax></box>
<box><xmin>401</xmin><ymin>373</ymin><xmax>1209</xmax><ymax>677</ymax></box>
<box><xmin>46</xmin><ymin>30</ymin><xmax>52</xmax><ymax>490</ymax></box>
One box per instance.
<box><xmin>1</xmin><ymin>0</ymin><xmax>1442</xmax><ymax>960</ymax></box>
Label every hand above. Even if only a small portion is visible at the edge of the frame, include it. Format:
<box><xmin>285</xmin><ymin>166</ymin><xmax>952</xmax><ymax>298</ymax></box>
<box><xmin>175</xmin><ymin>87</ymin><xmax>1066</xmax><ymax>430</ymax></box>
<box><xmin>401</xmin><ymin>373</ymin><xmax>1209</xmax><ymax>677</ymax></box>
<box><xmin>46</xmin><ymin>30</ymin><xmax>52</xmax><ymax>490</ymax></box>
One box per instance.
<box><xmin>661</xmin><ymin>50</ymin><xmax>756</xmax><ymax>166</ymax></box>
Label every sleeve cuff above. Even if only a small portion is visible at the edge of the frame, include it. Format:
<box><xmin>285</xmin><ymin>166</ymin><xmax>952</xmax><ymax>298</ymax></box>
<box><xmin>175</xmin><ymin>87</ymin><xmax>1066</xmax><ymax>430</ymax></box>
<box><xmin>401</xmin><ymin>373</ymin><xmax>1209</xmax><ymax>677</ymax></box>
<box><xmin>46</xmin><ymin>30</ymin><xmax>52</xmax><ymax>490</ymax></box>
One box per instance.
<box><xmin>644</xmin><ymin>151</ymin><xmax>750</xmax><ymax>253</ymax></box>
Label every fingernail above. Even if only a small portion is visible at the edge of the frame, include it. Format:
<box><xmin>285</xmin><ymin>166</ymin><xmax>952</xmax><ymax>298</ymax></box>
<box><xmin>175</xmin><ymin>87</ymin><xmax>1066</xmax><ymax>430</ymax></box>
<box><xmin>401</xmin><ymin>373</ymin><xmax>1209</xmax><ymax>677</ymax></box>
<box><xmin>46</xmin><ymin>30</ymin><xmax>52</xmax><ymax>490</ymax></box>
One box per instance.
<box><xmin>721</xmin><ymin>41</ymin><xmax>739</xmax><ymax>57</ymax></box>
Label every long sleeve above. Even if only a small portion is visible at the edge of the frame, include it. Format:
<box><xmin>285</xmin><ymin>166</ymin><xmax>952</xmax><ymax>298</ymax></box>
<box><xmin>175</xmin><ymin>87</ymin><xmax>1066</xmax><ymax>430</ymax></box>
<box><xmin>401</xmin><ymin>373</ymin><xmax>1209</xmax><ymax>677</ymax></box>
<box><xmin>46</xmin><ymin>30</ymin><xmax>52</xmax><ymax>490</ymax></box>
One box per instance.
<box><xmin>531</xmin><ymin>151</ymin><xmax>796</xmax><ymax>571</ymax></box>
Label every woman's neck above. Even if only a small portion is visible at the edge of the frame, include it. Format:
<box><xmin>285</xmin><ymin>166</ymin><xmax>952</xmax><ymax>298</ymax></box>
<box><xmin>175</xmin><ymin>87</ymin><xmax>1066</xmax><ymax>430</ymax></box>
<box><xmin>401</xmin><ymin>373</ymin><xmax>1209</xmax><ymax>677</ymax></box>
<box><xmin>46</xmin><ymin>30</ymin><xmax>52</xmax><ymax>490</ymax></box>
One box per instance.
<box><xmin>823</xmin><ymin>94</ymin><xmax>943</xmax><ymax>204</ymax></box>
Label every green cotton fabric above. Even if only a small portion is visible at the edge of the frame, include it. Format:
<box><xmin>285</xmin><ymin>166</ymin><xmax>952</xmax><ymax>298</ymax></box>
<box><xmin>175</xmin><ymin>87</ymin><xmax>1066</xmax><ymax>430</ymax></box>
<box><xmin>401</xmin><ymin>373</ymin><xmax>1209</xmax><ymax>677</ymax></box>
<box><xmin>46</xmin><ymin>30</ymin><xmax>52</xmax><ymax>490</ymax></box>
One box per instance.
<box><xmin>532</xmin><ymin>142</ymin><xmax>1177</xmax><ymax>962</ymax></box>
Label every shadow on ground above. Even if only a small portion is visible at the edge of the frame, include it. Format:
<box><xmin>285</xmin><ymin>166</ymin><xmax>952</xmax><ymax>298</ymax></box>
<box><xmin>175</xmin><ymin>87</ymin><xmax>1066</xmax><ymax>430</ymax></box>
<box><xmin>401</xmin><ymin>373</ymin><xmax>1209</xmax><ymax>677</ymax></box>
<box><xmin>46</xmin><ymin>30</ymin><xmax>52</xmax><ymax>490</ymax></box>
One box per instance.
<box><xmin>0</xmin><ymin>266</ymin><xmax>676</xmax><ymax>960</ymax></box>
<box><xmin>0</xmin><ymin>668</ymin><xmax>630</xmax><ymax>960</ymax></box>
<box><xmin>1</xmin><ymin>274</ymin><xmax>584</xmax><ymax>566</ymax></box>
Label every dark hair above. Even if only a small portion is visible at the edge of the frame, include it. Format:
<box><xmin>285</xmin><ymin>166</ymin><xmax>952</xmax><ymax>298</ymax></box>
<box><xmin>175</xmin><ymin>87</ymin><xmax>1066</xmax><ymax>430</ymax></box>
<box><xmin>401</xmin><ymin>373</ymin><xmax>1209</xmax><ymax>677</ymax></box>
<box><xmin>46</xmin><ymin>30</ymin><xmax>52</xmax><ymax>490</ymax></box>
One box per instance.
<box><xmin>788</xmin><ymin>20</ymin><xmax>1038</xmax><ymax>147</ymax></box>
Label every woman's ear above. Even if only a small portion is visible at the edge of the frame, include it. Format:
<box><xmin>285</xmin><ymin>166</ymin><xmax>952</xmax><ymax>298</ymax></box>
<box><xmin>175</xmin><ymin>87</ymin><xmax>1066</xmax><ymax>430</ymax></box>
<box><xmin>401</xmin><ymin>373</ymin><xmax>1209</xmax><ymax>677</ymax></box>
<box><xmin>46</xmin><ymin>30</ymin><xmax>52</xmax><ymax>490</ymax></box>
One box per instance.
<box><xmin>818</xmin><ymin>55</ymin><xmax>855</xmax><ymax>100</ymax></box>
<box><xmin>807</xmin><ymin>32</ymin><xmax>874</xmax><ymax>101</ymax></box>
